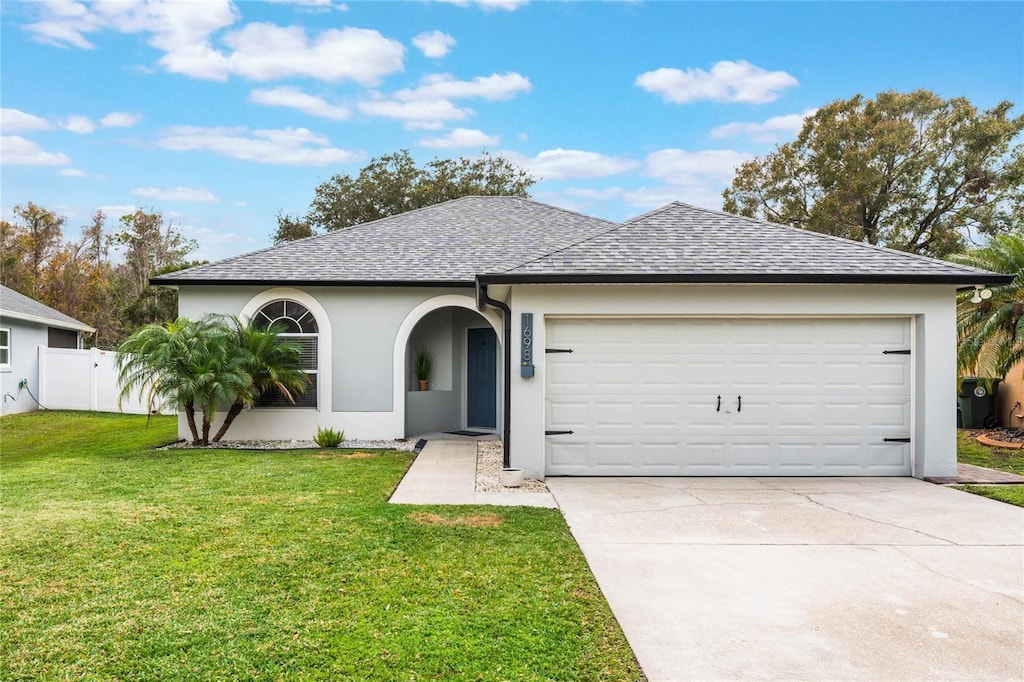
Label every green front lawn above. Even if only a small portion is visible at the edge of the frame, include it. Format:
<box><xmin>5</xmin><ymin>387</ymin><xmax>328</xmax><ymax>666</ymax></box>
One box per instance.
<box><xmin>0</xmin><ymin>411</ymin><xmax>642</xmax><ymax>680</ymax></box>
<box><xmin>956</xmin><ymin>430</ymin><xmax>1024</xmax><ymax>507</ymax></box>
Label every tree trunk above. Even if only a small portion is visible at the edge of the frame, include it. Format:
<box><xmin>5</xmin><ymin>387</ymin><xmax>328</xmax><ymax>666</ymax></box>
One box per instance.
<box><xmin>201</xmin><ymin>413</ymin><xmax>211</xmax><ymax>446</ymax></box>
<box><xmin>184</xmin><ymin>401</ymin><xmax>200</xmax><ymax>444</ymax></box>
<box><xmin>212</xmin><ymin>401</ymin><xmax>245</xmax><ymax>443</ymax></box>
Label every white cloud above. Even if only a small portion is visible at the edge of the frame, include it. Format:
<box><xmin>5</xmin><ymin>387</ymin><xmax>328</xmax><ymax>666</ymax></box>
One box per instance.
<box><xmin>620</xmin><ymin>148</ymin><xmax>753</xmax><ymax>213</ymax></box>
<box><xmin>265</xmin><ymin>0</ymin><xmax>348</xmax><ymax>10</ymax></box>
<box><xmin>64</xmin><ymin>115</ymin><xmax>96</xmax><ymax>134</ymax></box>
<box><xmin>413</xmin><ymin>30</ymin><xmax>455</xmax><ymax>58</ymax></box>
<box><xmin>211</xmin><ymin>24</ymin><xmax>403</xmax><ymax>83</ymax></box>
<box><xmin>358</xmin><ymin>98</ymin><xmax>471</xmax><ymax>130</ymax></box>
<box><xmin>395</xmin><ymin>72</ymin><xmax>531</xmax><ymax>102</ymax></box>
<box><xmin>360</xmin><ymin>72</ymin><xmax>531</xmax><ymax>129</ymax></box>
<box><xmin>644</xmin><ymin>148</ymin><xmax>752</xmax><ymax>185</ymax></box>
<box><xmin>563</xmin><ymin>187</ymin><xmax>625</xmax><ymax>201</ymax></box>
<box><xmin>709</xmin><ymin>109</ymin><xmax>816</xmax><ymax>142</ymax></box>
<box><xmin>249</xmin><ymin>87</ymin><xmax>351</xmax><ymax>120</ymax></box>
<box><xmin>1</xmin><ymin>108</ymin><xmax>53</xmax><ymax>132</ymax></box>
<box><xmin>437</xmin><ymin>0</ymin><xmax>528</xmax><ymax>10</ymax></box>
<box><xmin>25</xmin><ymin>0</ymin><xmax>240</xmax><ymax>54</ymax></box>
<box><xmin>59</xmin><ymin>168</ymin><xmax>87</xmax><ymax>177</ymax></box>
<box><xmin>132</xmin><ymin>186</ymin><xmax>221</xmax><ymax>203</ymax></box>
<box><xmin>636</xmin><ymin>60</ymin><xmax>799</xmax><ymax>104</ymax></box>
<box><xmin>98</xmin><ymin>204</ymin><xmax>138</xmax><ymax>221</ymax></box>
<box><xmin>24</xmin><ymin>2</ymin><xmax>401</xmax><ymax>84</ymax></box>
<box><xmin>621</xmin><ymin>185</ymin><xmax>726</xmax><ymax>211</ymax></box>
<box><xmin>419</xmin><ymin>128</ymin><xmax>498</xmax><ymax>148</ymax></box>
<box><xmin>0</xmin><ymin>136</ymin><xmax>71</xmax><ymax>166</ymax></box>
<box><xmin>157</xmin><ymin>125</ymin><xmax>357</xmax><ymax>166</ymax></box>
<box><xmin>100</xmin><ymin>111</ymin><xmax>142</xmax><ymax>128</ymax></box>
<box><xmin>505</xmin><ymin>148</ymin><xmax>639</xmax><ymax>181</ymax></box>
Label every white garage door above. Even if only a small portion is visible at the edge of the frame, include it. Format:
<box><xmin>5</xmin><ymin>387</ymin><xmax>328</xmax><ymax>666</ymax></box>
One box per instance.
<box><xmin>545</xmin><ymin>318</ymin><xmax>912</xmax><ymax>476</ymax></box>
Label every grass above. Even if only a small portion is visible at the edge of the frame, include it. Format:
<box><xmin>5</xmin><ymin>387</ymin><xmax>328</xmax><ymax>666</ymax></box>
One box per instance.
<box><xmin>1</xmin><ymin>411</ymin><xmax>642</xmax><ymax>681</ymax></box>
<box><xmin>955</xmin><ymin>484</ymin><xmax>1024</xmax><ymax>507</ymax></box>
<box><xmin>955</xmin><ymin>430</ymin><xmax>1024</xmax><ymax>507</ymax></box>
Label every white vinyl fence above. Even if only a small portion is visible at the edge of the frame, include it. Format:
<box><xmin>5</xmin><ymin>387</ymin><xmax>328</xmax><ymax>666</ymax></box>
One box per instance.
<box><xmin>38</xmin><ymin>346</ymin><xmax>170</xmax><ymax>415</ymax></box>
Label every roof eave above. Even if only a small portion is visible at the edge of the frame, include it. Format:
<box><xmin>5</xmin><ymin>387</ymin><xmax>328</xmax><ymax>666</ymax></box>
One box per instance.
<box><xmin>151</xmin><ymin>277</ymin><xmax>476</xmax><ymax>288</ymax></box>
<box><xmin>475</xmin><ymin>272</ymin><xmax>1017</xmax><ymax>286</ymax></box>
<box><xmin>0</xmin><ymin>309</ymin><xmax>96</xmax><ymax>333</ymax></box>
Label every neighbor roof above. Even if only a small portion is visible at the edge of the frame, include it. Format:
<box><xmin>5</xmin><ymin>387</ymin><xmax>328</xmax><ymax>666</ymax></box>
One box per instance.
<box><xmin>154</xmin><ymin>197</ymin><xmax>1012</xmax><ymax>288</ymax></box>
<box><xmin>0</xmin><ymin>285</ymin><xmax>95</xmax><ymax>333</ymax></box>
<box><xmin>155</xmin><ymin>196</ymin><xmax>615</xmax><ymax>286</ymax></box>
<box><xmin>480</xmin><ymin>202</ymin><xmax>1012</xmax><ymax>286</ymax></box>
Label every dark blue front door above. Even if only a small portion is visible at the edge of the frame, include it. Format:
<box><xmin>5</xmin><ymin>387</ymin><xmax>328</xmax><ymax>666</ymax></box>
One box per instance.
<box><xmin>467</xmin><ymin>327</ymin><xmax>497</xmax><ymax>429</ymax></box>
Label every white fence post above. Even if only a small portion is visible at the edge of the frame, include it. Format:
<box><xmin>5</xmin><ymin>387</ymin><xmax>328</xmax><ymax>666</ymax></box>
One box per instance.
<box><xmin>90</xmin><ymin>346</ymin><xmax>99</xmax><ymax>411</ymax></box>
<box><xmin>37</xmin><ymin>345</ymin><xmax>47</xmax><ymax>407</ymax></box>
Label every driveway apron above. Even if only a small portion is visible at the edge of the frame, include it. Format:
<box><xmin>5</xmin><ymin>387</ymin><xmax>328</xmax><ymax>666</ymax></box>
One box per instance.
<box><xmin>547</xmin><ymin>477</ymin><xmax>1024</xmax><ymax>682</ymax></box>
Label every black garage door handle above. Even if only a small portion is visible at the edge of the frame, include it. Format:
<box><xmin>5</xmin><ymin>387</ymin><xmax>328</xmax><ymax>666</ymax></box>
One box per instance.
<box><xmin>737</xmin><ymin>395</ymin><xmax>742</xmax><ymax>412</ymax></box>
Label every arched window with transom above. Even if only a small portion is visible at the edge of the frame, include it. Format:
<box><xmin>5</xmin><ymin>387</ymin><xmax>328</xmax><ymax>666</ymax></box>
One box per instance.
<box><xmin>252</xmin><ymin>300</ymin><xmax>318</xmax><ymax>408</ymax></box>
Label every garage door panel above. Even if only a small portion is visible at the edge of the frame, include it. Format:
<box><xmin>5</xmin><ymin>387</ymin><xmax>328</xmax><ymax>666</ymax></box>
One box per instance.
<box><xmin>547</xmin><ymin>360</ymin><xmax>589</xmax><ymax>389</ymax></box>
<box><xmin>545</xmin><ymin>317</ymin><xmax>912</xmax><ymax>476</ymax></box>
<box><xmin>592</xmin><ymin>401</ymin><xmax>635</xmax><ymax>428</ymax></box>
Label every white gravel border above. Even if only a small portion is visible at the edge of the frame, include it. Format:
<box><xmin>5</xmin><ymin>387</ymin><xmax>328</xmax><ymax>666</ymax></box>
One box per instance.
<box><xmin>475</xmin><ymin>440</ymin><xmax>549</xmax><ymax>493</ymax></box>
<box><xmin>162</xmin><ymin>438</ymin><xmax>417</xmax><ymax>451</ymax></box>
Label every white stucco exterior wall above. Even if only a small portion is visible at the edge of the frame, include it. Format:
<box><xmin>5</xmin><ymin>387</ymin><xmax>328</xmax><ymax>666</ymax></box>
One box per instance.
<box><xmin>175</xmin><ymin>285</ymin><xmax>501</xmax><ymax>441</ymax></box>
<box><xmin>505</xmin><ymin>283</ymin><xmax>959</xmax><ymax>480</ymax></box>
<box><xmin>0</xmin><ymin>318</ymin><xmax>47</xmax><ymax>415</ymax></box>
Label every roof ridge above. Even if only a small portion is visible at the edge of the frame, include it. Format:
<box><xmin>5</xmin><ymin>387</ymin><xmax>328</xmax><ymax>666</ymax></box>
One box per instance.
<box><xmin>618</xmin><ymin>201</ymin><xmax>689</xmax><ymax>226</ymax></box>
<box><xmin>498</xmin><ymin>201</ymin><xmax>692</xmax><ymax>274</ymax></box>
<box><xmin>665</xmin><ymin>202</ymin><xmax>995</xmax><ymax>276</ymax></box>
<box><xmin>495</xmin><ymin>213</ymin><xmax>623</xmax><ymax>273</ymax></box>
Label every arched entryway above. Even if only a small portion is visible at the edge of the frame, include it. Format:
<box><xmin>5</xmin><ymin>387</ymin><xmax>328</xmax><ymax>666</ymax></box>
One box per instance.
<box><xmin>394</xmin><ymin>295</ymin><xmax>502</xmax><ymax>437</ymax></box>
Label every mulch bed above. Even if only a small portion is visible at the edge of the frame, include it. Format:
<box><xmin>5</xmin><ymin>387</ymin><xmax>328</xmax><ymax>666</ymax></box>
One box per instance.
<box><xmin>976</xmin><ymin>428</ymin><xmax>1024</xmax><ymax>449</ymax></box>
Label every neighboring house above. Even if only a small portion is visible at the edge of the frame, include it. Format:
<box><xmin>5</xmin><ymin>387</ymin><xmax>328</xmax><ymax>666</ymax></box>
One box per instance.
<box><xmin>154</xmin><ymin>197</ymin><xmax>1013</xmax><ymax>479</ymax></box>
<box><xmin>0</xmin><ymin>284</ymin><xmax>95</xmax><ymax>415</ymax></box>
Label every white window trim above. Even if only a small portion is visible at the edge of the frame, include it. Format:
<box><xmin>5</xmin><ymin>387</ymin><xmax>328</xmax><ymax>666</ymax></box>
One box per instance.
<box><xmin>0</xmin><ymin>327</ymin><xmax>10</xmax><ymax>368</ymax></box>
<box><xmin>244</xmin><ymin>295</ymin><xmax>323</xmax><ymax>411</ymax></box>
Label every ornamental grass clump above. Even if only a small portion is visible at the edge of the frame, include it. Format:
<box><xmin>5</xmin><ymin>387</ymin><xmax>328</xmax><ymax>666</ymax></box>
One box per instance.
<box><xmin>314</xmin><ymin>427</ymin><xmax>344</xmax><ymax>448</ymax></box>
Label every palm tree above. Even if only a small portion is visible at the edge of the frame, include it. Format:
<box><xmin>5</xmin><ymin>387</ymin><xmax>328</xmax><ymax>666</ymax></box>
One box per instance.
<box><xmin>116</xmin><ymin>316</ymin><xmax>249</xmax><ymax>445</ymax></box>
<box><xmin>210</xmin><ymin>317</ymin><xmax>310</xmax><ymax>442</ymax></box>
<box><xmin>952</xmin><ymin>234</ymin><xmax>1024</xmax><ymax>380</ymax></box>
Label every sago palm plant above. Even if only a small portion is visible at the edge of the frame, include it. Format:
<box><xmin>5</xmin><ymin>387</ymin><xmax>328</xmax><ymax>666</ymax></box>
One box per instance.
<box><xmin>210</xmin><ymin>317</ymin><xmax>310</xmax><ymax>442</ymax></box>
<box><xmin>116</xmin><ymin>316</ymin><xmax>246</xmax><ymax>444</ymax></box>
<box><xmin>952</xmin><ymin>234</ymin><xmax>1024</xmax><ymax>380</ymax></box>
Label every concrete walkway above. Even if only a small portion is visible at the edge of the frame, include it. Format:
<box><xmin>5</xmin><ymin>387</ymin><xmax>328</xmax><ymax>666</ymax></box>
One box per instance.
<box><xmin>389</xmin><ymin>439</ymin><xmax>557</xmax><ymax>507</ymax></box>
<box><xmin>548</xmin><ymin>477</ymin><xmax>1024</xmax><ymax>682</ymax></box>
<box><xmin>956</xmin><ymin>462</ymin><xmax>1024</xmax><ymax>484</ymax></box>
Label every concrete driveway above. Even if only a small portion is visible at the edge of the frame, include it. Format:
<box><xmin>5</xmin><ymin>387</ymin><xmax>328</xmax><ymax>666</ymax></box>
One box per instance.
<box><xmin>547</xmin><ymin>477</ymin><xmax>1024</xmax><ymax>681</ymax></box>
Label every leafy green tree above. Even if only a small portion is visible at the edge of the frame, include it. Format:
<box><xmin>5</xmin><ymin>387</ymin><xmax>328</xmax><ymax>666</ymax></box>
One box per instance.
<box><xmin>116</xmin><ymin>316</ymin><xmax>248</xmax><ymax>445</ymax></box>
<box><xmin>210</xmin><ymin>317</ymin><xmax>310</xmax><ymax>442</ymax></box>
<box><xmin>723</xmin><ymin>90</ymin><xmax>1024</xmax><ymax>258</ymax></box>
<box><xmin>273</xmin><ymin>150</ymin><xmax>536</xmax><ymax>242</ymax></box>
<box><xmin>952</xmin><ymin>234</ymin><xmax>1024</xmax><ymax>380</ymax></box>
<box><xmin>0</xmin><ymin>202</ymin><xmax>66</xmax><ymax>296</ymax></box>
<box><xmin>271</xmin><ymin>211</ymin><xmax>314</xmax><ymax>245</ymax></box>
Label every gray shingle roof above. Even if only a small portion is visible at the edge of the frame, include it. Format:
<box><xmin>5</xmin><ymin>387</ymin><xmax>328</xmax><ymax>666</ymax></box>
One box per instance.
<box><xmin>155</xmin><ymin>197</ymin><xmax>1009</xmax><ymax>287</ymax></box>
<box><xmin>157</xmin><ymin>196</ymin><xmax>615</xmax><ymax>285</ymax></box>
<box><xmin>0</xmin><ymin>285</ymin><xmax>94</xmax><ymax>332</ymax></box>
<box><xmin>489</xmin><ymin>202</ymin><xmax>1006</xmax><ymax>285</ymax></box>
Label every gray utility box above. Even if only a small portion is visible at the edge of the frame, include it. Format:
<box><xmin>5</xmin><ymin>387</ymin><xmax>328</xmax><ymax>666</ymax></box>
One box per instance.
<box><xmin>958</xmin><ymin>377</ymin><xmax>1002</xmax><ymax>429</ymax></box>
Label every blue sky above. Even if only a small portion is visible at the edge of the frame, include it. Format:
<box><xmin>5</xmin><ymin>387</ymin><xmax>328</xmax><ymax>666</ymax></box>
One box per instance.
<box><xmin>2</xmin><ymin>0</ymin><xmax>1021</xmax><ymax>263</ymax></box>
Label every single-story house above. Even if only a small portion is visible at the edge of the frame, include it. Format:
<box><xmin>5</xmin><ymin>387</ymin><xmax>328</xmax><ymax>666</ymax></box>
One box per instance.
<box><xmin>154</xmin><ymin>197</ymin><xmax>1012</xmax><ymax>479</ymax></box>
<box><xmin>1</xmin><ymin>284</ymin><xmax>95</xmax><ymax>415</ymax></box>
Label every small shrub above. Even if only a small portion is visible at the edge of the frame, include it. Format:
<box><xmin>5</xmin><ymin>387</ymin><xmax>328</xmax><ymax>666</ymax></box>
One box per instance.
<box><xmin>314</xmin><ymin>427</ymin><xmax>344</xmax><ymax>448</ymax></box>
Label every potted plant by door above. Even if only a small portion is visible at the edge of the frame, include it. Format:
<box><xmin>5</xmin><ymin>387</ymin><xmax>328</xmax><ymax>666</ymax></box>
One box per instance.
<box><xmin>415</xmin><ymin>349</ymin><xmax>433</xmax><ymax>391</ymax></box>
